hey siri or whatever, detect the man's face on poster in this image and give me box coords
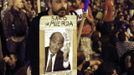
[50,0,68,17]
[49,32,64,54]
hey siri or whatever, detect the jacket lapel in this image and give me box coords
[45,47,49,69]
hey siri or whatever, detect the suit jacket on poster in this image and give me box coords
[45,47,70,71]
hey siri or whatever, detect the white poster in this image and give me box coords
[39,15,77,75]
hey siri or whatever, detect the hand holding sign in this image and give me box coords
[63,42,70,61]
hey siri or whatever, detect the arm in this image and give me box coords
[2,11,12,40]
[103,1,108,20]
[63,50,70,68]
[2,11,18,65]
[3,54,17,67]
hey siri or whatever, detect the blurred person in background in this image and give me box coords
[22,0,37,21]
[77,52,101,75]
[101,0,115,36]
[2,0,29,74]
[91,31,102,54]
[94,62,120,75]
[125,0,134,18]
[116,31,134,74]
[116,31,134,59]
[124,51,134,75]
[1,0,14,19]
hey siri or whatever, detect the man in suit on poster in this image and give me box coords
[45,32,70,72]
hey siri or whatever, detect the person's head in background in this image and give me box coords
[49,32,64,54]
[13,0,24,11]
[121,51,134,75]
[47,0,68,17]
[130,19,134,31]
[2,0,14,9]
[80,19,94,37]
[74,0,84,9]
[91,31,101,42]
[117,31,126,42]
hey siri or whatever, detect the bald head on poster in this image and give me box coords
[45,32,70,72]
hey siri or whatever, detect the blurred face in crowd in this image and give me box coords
[13,0,24,9]
[75,0,82,8]
[111,69,118,75]
[49,32,64,54]
[49,0,68,17]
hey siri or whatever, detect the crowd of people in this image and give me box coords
[0,0,134,75]
[75,0,134,75]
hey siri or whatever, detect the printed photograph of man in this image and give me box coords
[45,32,70,72]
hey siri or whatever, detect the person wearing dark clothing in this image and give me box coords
[25,10,49,75]
[101,36,119,63]
[119,50,134,75]
[101,0,115,36]
[26,0,68,75]
[91,31,102,54]
[2,0,29,74]
[77,54,90,75]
